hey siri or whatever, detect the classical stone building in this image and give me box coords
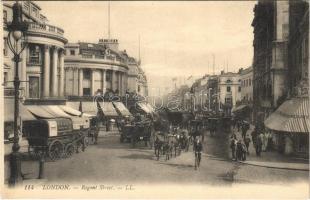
[64,39,148,98]
[64,39,129,97]
[3,1,68,100]
[217,71,242,116]
[252,1,289,124]
[253,0,309,157]
[126,58,148,97]
[233,67,253,122]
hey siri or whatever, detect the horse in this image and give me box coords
[154,131,167,160]
[177,129,190,152]
[167,134,180,158]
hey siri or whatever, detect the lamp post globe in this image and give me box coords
[7,1,29,187]
[12,30,22,41]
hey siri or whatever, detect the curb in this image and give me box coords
[237,160,309,171]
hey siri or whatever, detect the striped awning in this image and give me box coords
[232,105,248,113]
[113,102,132,117]
[264,97,310,133]
[102,102,119,117]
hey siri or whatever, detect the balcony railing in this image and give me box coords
[77,54,126,65]
[27,22,64,37]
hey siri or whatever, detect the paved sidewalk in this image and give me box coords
[231,125,309,171]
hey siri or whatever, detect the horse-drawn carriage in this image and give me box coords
[23,117,89,161]
[120,120,153,148]
[152,109,192,160]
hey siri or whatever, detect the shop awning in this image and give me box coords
[145,103,155,113]
[59,105,82,116]
[4,99,36,122]
[26,105,55,119]
[264,97,310,133]
[137,102,151,114]
[232,105,248,113]
[41,105,72,118]
[113,102,132,117]
[66,101,97,115]
[102,102,119,117]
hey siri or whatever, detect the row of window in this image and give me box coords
[242,78,252,87]
[83,69,112,82]
[226,86,241,92]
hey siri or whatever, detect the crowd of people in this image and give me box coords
[230,119,274,161]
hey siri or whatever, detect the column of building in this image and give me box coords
[43,45,50,98]
[102,69,106,93]
[51,46,58,97]
[78,68,83,96]
[91,70,95,95]
[112,70,117,92]
[20,46,27,97]
[59,50,65,97]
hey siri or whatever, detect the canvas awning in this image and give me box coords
[64,102,96,117]
[4,99,36,122]
[137,102,152,114]
[232,105,248,113]
[26,105,55,119]
[59,105,82,116]
[113,102,132,117]
[264,97,310,133]
[102,102,119,117]
[145,103,155,113]
[41,105,72,118]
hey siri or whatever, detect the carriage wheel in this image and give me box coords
[120,135,124,143]
[65,143,75,158]
[131,137,136,148]
[83,136,89,148]
[48,140,64,161]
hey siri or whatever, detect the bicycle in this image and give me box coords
[194,151,201,170]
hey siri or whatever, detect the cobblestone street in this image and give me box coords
[6,131,307,186]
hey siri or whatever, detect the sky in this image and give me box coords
[37,1,256,95]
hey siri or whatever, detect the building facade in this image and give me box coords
[253,0,309,157]
[234,67,254,122]
[217,71,242,116]
[64,39,148,98]
[252,0,289,124]
[127,58,148,97]
[3,1,68,100]
[64,39,129,97]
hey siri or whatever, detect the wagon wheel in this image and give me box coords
[48,140,64,161]
[83,136,89,148]
[64,143,75,158]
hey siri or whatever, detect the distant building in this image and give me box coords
[240,67,253,103]
[217,71,242,116]
[126,57,148,97]
[233,67,253,122]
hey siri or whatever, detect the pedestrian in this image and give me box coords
[236,120,241,132]
[266,131,274,151]
[262,132,268,152]
[231,132,237,140]
[256,132,263,156]
[244,134,251,155]
[251,129,257,147]
[241,122,248,140]
[230,137,237,161]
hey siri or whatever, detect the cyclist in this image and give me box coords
[193,138,203,169]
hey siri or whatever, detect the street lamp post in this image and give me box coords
[6,1,29,186]
[208,88,212,111]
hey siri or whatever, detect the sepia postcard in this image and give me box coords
[0,0,309,199]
